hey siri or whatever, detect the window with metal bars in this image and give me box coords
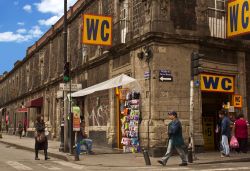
[120,0,129,43]
[132,0,144,36]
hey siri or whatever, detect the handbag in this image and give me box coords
[36,132,45,143]
[230,136,239,148]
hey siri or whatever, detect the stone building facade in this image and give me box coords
[0,0,250,156]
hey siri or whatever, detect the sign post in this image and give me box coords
[72,106,80,161]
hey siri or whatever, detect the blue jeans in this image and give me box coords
[221,135,230,155]
[161,139,187,164]
[84,139,93,152]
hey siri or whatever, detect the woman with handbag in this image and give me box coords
[234,113,248,153]
[35,115,50,160]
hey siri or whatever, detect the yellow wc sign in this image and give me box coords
[227,0,250,37]
[233,94,242,108]
[82,14,112,46]
[200,74,234,93]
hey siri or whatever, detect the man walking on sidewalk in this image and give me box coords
[158,111,188,166]
[219,110,231,157]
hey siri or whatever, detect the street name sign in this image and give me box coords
[159,70,173,82]
[83,14,112,46]
[59,83,82,91]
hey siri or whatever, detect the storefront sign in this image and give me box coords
[159,70,173,82]
[200,74,234,93]
[227,0,250,37]
[233,94,242,108]
[83,14,112,46]
[72,106,81,131]
[17,108,28,113]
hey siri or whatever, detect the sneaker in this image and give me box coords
[225,154,230,157]
[45,157,50,160]
[179,163,188,166]
[221,154,225,157]
[35,157,40,160]
[157,160,166,166]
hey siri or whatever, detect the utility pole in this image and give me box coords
[63,0,69,153]
[189,52,203,161]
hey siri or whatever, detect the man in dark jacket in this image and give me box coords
[158,111,188,166]
[219,110,231,157]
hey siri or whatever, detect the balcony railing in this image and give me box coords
[204,8,226,39]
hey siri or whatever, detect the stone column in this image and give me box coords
[237,52,247,115]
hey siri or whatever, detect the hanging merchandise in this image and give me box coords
[120,89,141,153]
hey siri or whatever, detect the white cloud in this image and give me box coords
[29,26,43,38]
[35,0,77,15]
[0,26,43,43]
[17,22,25,26]
[23,4,32,13]
[17,28,27,34]
[35,0,77,26]
[38,15,60,26]
[0,32,29,42]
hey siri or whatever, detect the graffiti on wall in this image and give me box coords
[88,93,109,126]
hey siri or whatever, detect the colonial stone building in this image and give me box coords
[0,0,250,156]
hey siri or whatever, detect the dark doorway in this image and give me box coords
[202,92,231,151]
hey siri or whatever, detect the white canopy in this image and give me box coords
[71,74,140,97]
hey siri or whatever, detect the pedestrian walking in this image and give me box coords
[23,117,28,137]
[17,120,23,139]
[219,110,231,157]
[234,113,248,153]
[158,111,188,166]
[34,115,50,160]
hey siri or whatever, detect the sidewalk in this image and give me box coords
[0,134,250,167]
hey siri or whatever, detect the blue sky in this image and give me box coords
[0,0,77,75]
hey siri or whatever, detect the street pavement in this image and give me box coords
[1,133,250,170]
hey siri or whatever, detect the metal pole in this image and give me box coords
[189,79,194,162]
[147,60,151,151]
[69,72,73,154]
[63,0,69,153]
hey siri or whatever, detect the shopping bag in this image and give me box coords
[22,130,25,137]
[230,136,239,148]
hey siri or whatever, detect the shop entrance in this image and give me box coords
[202,92,231,151]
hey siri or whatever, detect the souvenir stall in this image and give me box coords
[118,88,141,153]
[71,74,141,152]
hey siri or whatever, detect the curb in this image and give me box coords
[0,140,69,161]
[196,157,250,165]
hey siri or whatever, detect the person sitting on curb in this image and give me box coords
[158,111,188,166]
[77,120,94,155]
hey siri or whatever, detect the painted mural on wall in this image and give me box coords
[88,91,109,126]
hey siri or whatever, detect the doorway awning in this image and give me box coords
[17,107,28,113]
[26,97,43,108]
[71,74,140,97]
